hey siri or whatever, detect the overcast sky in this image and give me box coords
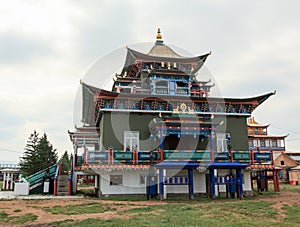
[1,0,300,162]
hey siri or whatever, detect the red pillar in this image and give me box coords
[159,148,164,162]
[54,179,57,196]
[250,172,254,190]
[68,179,72,195]
[265,170,269,191]
[108,148,113,164]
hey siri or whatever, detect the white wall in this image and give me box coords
[97,170,147,195]
[243,171,252,191]
[93,168,251,196]
[164,169,207,194]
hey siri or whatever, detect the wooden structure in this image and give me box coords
[273,152,298,183]
[69,29,277,199]
[248,117,287,153]
[1,169,19,191]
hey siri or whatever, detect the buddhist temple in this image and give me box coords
[68,29,278,199]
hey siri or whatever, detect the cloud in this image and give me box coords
[0,0,300,162]
[0,33,54,64]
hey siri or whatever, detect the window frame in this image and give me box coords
[139,175,146,185]
[110,174,123,186]
[124,131,140,151]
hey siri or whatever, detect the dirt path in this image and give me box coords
[0,191,299,226]
[258,191,300,221]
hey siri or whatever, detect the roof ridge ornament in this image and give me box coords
[156,28,162,41]
[155,28,164,45]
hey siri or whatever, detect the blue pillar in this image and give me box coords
[159,168,164,200]
[237,168,243,199]
[210,127,215,162]
[209,169,215,199]
[188,169,194,200]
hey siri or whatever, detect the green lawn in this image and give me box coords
[59,200,300,227]
[44,196,300,227]
[1,181,299,226]
[0,211,37,224]
[44,202,116,215]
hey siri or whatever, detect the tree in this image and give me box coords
[36,133,58,170]
[20,131,58,177]
[60,151,71,173]
[20,130,39,176]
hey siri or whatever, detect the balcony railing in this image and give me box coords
[75,150,257,167]
[249,146,285,151]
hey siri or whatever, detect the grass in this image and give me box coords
[0,211,37,224]
[280,183,300,193]
[44,202,116,215]
[51,219,75,226]
[100,195,148,201]
[283,204,300,224]
[10,213,38,224]
[0,211,8,218]
[0,183,299,226]
[60,200,280,227]
[0,181,2,190]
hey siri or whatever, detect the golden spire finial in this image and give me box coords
[156,28,162,41]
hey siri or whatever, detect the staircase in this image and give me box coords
[25,164,57,194]
[57,175,69,196]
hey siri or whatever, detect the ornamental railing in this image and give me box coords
[74,150,265,167]
[95,97,255,115]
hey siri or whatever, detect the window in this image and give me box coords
[277,140,284,148]
[279,170,283,179]
[124,131,139,151]
[248,140,253,148]
[253,139,258,147]
[280,161,284,166]
[265,139,270,147]
[140,175,146,185]
[217,133,229,152]
[110,175,123,185]
[260,140,265,147]
[271,140,277,147]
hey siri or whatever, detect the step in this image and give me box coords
[57,192,69,196]
[58,175,69,180]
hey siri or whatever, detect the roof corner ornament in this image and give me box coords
[273,90,277,95]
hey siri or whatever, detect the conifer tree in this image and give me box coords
[60,151,71,173]
[36,133,58,171]
[20,130,39,176]
[20,131,58,177]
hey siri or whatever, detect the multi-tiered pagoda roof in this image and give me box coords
[81,29,275,126]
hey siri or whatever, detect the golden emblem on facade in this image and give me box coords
[173,103,195,114]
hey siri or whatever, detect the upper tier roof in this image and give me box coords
[148,43,182,58]
[121,29,211,77]
[247,117,269,127]
[148,28,182,58]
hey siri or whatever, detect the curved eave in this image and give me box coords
[247,124,270,128]
[82,82,104,126]
[120,47,211,78]
[249,135,288,139]
[223,91,275,104]
[128,48,210,62]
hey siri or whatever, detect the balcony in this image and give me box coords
[75,150,254,168]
